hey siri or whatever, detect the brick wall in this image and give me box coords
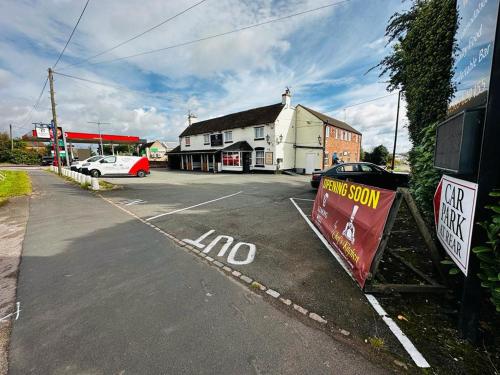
[324,125,361,167]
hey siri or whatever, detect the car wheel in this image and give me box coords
[136,170,146,178]
[90,169,100,178]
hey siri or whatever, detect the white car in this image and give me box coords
[70,155,104,172]
[81,155,150,178]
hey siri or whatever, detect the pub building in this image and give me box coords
[168,89,362,174]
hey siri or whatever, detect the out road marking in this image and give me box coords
[124,199,146,206]
[289,197,430,369]
[146,191,243,221]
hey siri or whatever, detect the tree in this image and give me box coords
[375,0,457,145]
[365,145,389,165]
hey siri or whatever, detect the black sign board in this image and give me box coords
[210,134,223,147]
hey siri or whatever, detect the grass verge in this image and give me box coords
[0,170,32,204]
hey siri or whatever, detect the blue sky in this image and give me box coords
[0,0,411,152]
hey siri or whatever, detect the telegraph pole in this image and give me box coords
[48,68,62,175]
[391,90,401,170]
[9,124,13,150]
[88,121,110,155]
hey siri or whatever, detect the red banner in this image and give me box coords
[312,177,397,288]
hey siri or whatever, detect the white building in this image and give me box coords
[169,90,361,173]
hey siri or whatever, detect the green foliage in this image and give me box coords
[408,123,442,224]
[376,0,457,145]
[0,132,43,165]
[363,145,389,165]
[472,190,500,312]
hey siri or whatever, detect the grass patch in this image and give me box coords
[98,180,116,190]
[368,336,385,350]
[0,170,31,204]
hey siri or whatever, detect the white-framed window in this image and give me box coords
[255,148,265,165]
[222,152,240,166]
[254,126,264,140]
[335,128,339,139]
[348,132,352,141]
[185,137,191,146]
[204,134,210,145]
[325,126,330,137]
[224,131,233,143]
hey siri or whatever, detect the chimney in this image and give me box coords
[281,88,291,107]
[188,111,198,126]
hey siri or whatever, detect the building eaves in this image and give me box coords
[179,103,284,137]
[297,105,362,135]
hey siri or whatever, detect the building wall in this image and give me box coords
[180,122,278,171]
[294,106,324,172]
[274,106,296,170]
[324,126,361,167]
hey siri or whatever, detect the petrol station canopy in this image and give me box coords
[24,129,147,145]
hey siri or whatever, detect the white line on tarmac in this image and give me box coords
[146,191,243,221]
[290,198,430,369]
[290,197,315,201]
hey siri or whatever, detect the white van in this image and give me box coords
[81,156,150,177]
[70,155,104,172]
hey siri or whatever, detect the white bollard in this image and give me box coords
[78,173,84,184]
[91,177,100,191]
[85,175,91,185]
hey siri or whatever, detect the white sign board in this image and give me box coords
[35,125,50,139]
[435,175,478,275]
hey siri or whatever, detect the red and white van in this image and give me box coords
[81,156,150,177]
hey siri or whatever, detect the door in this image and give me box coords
[305,153,316,174]
[98,156,117,175]
[243,152,251,173]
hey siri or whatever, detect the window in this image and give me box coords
[254,126,264,140]
[255,148,265,166]
[325,127,330,137]
[360,164,375,172]
[336,164,357,172]
[204,134,210,145]
[101,156,116,163]
[210,133,223,146]
[185,137,191,146]
[348,132,352,141]
[334,129,338,139]
[222,152,240,166]
[224,131,233,143]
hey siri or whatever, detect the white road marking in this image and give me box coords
[146,191,243,221]
[183,230,215,249]
[291,197,315,201]
[0,302,21,323]
[227,242,256,265]
[290,198,430,369]
[125,199,146,206]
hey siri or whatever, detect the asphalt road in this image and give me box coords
[99,170,406,360]
[9,170,389,374]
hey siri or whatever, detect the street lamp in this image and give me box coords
[88,121,110,155]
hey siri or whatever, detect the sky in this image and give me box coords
[0,0,412,153]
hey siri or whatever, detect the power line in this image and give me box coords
[343,92,398,110]
[78,0,352,67]
[61,0,209,70]
[53,0,91,68]
[18,77,49,130]
[53,70,172,100]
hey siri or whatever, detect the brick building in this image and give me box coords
[297,106,362,168]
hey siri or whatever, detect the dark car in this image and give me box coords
[41,156,54,166]
[310,162,409,190]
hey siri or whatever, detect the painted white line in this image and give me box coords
[291,197,315,201]
[125,199,146,206]
[0,302,21,323]
[290,198,355,282]
[146,191,243,221]
[291,198,430,369]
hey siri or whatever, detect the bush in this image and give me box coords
[0,148,41,165]
[472,190,500,312]
[408,123,442,225]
